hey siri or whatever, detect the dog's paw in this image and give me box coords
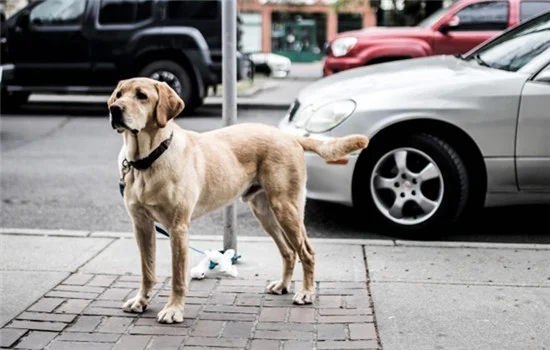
[266,280,289,295]
[122,295,148,313]
[157,303,184,324]
[292,290,314,305]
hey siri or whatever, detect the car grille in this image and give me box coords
[288,99,300,121]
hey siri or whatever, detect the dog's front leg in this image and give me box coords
[122,216,156,313]
[157,222,189,323]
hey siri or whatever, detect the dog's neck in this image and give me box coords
[123,125,173,162]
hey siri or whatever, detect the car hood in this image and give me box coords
[297,55,524,106]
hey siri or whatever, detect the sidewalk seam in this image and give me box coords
[0,269,81,273]
[70,238,118,277]
[370,280,550,288]
[362,244,383,350]
[246,279,271,350]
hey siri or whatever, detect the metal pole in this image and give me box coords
[222,0,238,253]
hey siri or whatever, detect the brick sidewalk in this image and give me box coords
[1,273,381,350]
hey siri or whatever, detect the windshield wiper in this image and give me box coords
[473,54,492,68]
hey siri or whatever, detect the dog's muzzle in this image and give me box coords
[109,105,137,134]
[109,105,125,129]
[110,118,125,132]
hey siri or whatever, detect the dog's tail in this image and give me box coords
[296,134,369,161]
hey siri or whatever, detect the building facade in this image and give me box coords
[238,0,375,62]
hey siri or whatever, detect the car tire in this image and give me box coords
[138,60,196,115]
[255,64,272,77]
[353,133,469,238]
[1,89,30,112]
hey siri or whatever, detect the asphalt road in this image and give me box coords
[1,102,549,243]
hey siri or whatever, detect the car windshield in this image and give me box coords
[416,7,449,28]
[466,12,550,72]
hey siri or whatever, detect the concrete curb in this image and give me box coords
[393,239,550,250]
[2,227,549,250]
[0,228,92,237]
[28,94,291,111]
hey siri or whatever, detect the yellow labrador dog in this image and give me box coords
[108,77,368,324]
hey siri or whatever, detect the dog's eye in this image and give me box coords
[116,91,121,98]
[136,91,147,100]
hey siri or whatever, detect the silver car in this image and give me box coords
[279,11,550,236]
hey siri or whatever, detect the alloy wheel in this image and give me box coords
[369,147,444,226]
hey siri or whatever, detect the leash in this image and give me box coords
[118,161,240,270]
[152,221,240,269]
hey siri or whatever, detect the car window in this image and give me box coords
[452,1,509,31]
[520,1,550,22]
[167,0,220,20]
[98,0,153,25]
[417,7,449,28]
[468,12,550,71]
[29,0,87,26]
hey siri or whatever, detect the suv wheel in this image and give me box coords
[353,133,469,238]
[138,60,196,114]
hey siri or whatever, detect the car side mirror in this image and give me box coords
[439,16,460,34]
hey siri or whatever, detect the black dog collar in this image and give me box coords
[127,131,174,170]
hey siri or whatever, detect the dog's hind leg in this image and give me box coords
[249,192,296,295]
[268,195,315,305]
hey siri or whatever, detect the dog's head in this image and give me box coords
[107,77,185,134]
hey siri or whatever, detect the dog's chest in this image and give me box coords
[125,173,172,207]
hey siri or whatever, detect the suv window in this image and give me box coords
[453,1,509,31]
[98,0,153,25]
[520,1,550,21]
[30,0,87,26]
[166,0,220,20]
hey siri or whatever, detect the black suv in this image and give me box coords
[1,0,248,112]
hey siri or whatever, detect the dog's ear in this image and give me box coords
[155,81,185,128]
[107,80,124,106]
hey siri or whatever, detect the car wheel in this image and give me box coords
[1,89,30,112]
[353,133,469,237]
[255,64,271,77]
[138,60,196,114]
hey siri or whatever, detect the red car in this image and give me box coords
[323,0,550,76]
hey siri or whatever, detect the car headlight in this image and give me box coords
[331,37,357,57]
[292,104,315,128]
[303,100,356,133]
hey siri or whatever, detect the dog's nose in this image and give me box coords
[109,105,123,120]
